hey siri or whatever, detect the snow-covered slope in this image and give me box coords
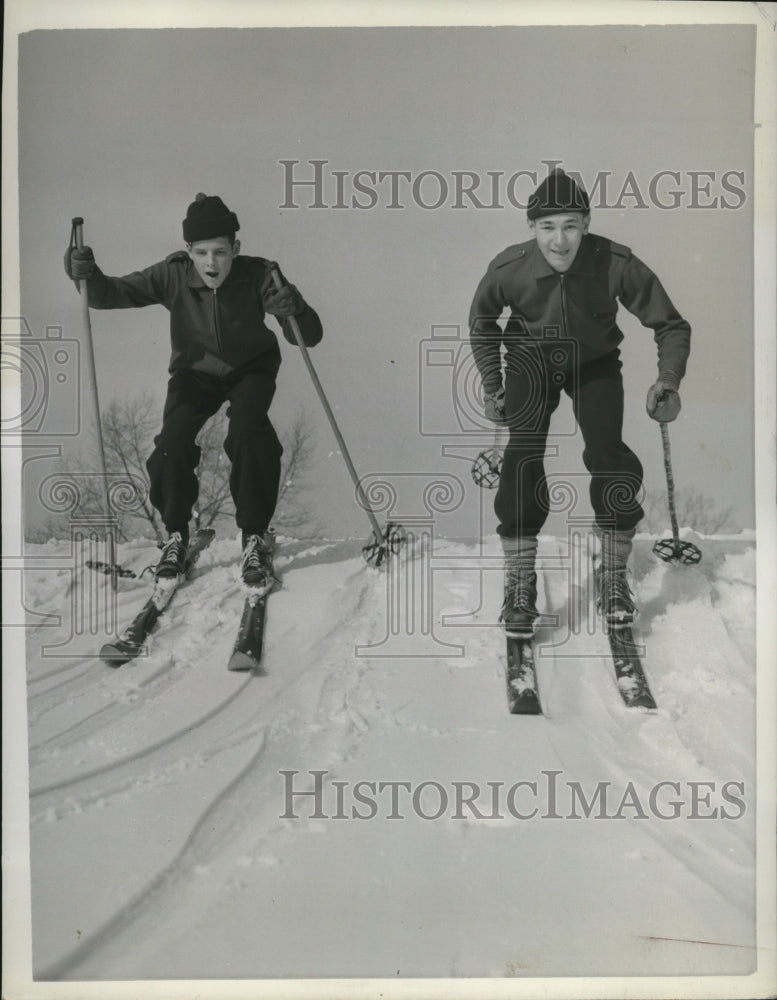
[22,531,757,981]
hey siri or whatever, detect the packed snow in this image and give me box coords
[21,530,757,981]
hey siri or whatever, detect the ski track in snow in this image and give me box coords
[535,544,755,920]
[29,564,374,807]
[28,543,385,977]
[22,532,758,979]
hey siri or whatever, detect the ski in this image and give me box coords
[99,528,216,666]
[86,560,137,579]
[606,625,657,709]
[505,636,543,715]
[227,587,268,672]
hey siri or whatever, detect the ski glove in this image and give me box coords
[484,386,507,425]
[263,282,306,319]
[64,245,96,282]
[646,379,681,422]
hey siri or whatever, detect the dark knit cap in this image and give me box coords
[182,193,240,242]
[526,169,590,220]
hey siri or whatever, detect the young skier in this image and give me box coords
[64,192,323,591]
[469,168,691,635]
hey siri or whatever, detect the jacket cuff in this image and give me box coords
[658,370,681,392]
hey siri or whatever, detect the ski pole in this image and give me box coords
[268,266,401,567]
[652,421,702,565]
[70,217,118,590]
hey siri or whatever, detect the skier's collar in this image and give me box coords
[530,234,596,278]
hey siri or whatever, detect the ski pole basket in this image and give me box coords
[362,522,406,567]
[652,536,702,564]
[471,428,503,489]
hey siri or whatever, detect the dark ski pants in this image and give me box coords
[147,367,283,537]
[495,350,644,538]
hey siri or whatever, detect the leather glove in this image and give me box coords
[646,379,681,422]
[484,386,507,425]
[264,282,305,319]
[64,245,96,282]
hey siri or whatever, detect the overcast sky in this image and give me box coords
[14,18,758,538]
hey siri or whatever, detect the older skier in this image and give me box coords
[469,168,690,634]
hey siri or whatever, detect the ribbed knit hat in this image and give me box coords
[183,193,240,242]
[526,169,590,220]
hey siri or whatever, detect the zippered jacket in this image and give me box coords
[81,252,323,378]
[469,234,690,395]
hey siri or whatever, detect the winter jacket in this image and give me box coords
[81,252,323,378]
[469,234,690,394]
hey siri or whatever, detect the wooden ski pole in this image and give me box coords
[652,421,702,565]
[268,266,397,565]
[71,217,117,590]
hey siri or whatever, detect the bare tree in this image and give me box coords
[27,393,164,543]
[191,409,234,533]
[103,391,165,542]
[28,393,319,542]
[194,408,319,536]
[641,485,741,535]
[274,413,319,535]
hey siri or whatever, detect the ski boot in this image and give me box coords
[155,530,189,580]
[593,527,637,628]
[594,565,636,627]
[241,531,278,594]
[499,535,539,638]
[500,570,540,638]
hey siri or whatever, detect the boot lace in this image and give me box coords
[156,532,187,578]
[501,572,538,619]
[242,534,276,589]
[598,568,634,616]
